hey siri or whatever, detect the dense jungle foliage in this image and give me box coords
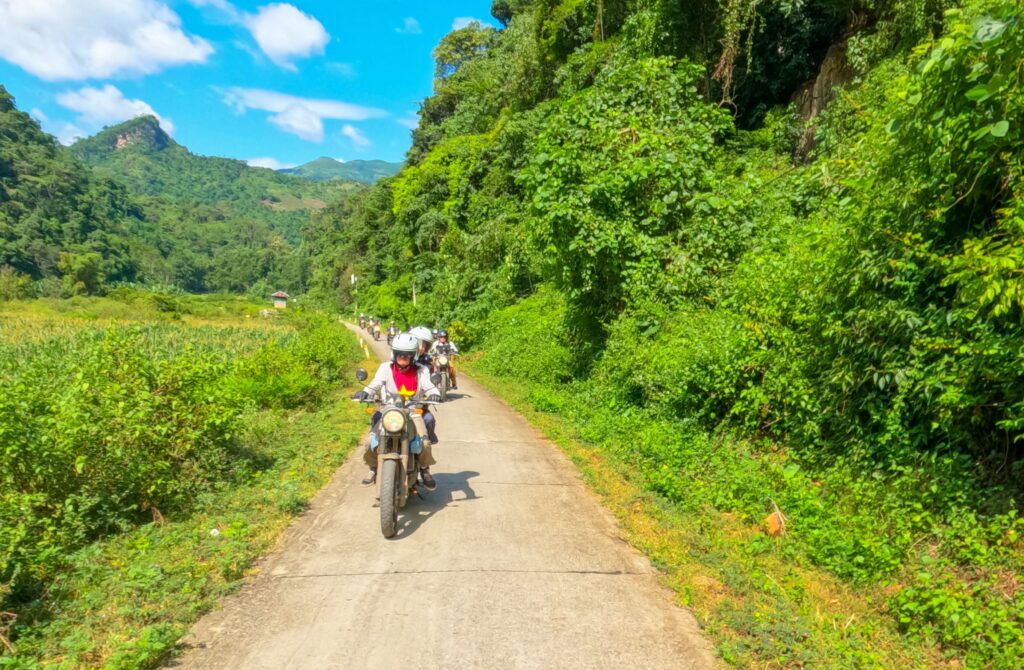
[306,0,1024,665]
[0,98,357,297]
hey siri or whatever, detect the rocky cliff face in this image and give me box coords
[793,39,856,156]
[112,116,170,151]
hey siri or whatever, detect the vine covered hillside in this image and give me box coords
[308,0,1024,665]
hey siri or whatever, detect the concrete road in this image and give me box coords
[171,326,716,669]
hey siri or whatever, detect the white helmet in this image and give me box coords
[390,333,419,362]
[409,326,433,347]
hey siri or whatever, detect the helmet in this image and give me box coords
[438,330,449,339]
[390,333,419,362]
[409,326,433,347]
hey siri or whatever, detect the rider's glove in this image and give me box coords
[351,390,369,401]
[428,394,441,403]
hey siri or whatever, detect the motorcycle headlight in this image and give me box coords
[437,355,448,366]
[381,409,406,434]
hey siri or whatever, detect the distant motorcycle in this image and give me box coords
[373,324,382,341]
[353,369,436,538]
[432,344,456,402]
[386,326,397,345]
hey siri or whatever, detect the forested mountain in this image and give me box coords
[0,86,144,295]
[305,0,1024,665]
[280,157,403,183]
[0,101,361,296]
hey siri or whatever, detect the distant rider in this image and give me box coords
[351,333,441,490]
[430,329,460,389]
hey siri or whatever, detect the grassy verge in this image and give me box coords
[461,359,948,669]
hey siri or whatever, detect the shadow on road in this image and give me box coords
[395,470,480,538]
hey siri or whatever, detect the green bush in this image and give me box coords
[474,286,573,383]
[0,316,356,606]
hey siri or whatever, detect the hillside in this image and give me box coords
[0,102,362,296]
[69,117,361,240]
[306,1,1024,667]
[281,157,402,183]
[0,85,144,294]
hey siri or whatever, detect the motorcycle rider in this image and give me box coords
[351,333,441,491]
[430,329,460,389]
[409,325,434,368]
[408,326,441,445]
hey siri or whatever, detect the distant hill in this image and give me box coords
[69,117,361,230]
[60,115,364,293]
[281,157,402,183]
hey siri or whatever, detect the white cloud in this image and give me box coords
[243,3,329,70]
[220,87,386,142]
[270,104,322,141]
[0,0,213,80]
[333,157,346,163]
[452,17,484,30]
[341,124,370,147]
[56,84,175,134]
[246,157,297,170]
[325,61,355,78]
[397,115,419,130]
[396,17,421,35]
[55,122,87,146]
[29,107,48,124]
[187,0,236,12]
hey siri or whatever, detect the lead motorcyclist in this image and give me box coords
[351,333,441,490]
[430,330,460,390]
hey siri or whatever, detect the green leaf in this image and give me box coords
[964,84,991,102]
[990,120,1010,138]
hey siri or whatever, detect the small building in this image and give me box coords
[271,291,289,309]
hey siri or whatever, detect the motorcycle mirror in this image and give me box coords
[356,368,368,382]
[430,373,442,386]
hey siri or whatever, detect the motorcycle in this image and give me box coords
[354,368,437,538]
[386,326,397,345]
[373,324,381,341]
[432,345,456,402]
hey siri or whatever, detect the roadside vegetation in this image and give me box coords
[316,0,1024,666]
[0,294,368,668]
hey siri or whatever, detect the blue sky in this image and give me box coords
[0,1,498,166]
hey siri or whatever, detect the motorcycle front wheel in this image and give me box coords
[439,372,449,402]
[379,459,400,538]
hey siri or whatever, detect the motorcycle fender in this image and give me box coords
[376,451,405,501]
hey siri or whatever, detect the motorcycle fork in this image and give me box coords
[376,435,411,507]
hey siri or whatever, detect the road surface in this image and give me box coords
[170,325,716,669]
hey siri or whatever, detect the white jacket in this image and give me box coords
[430,341,459,355]
[362,362,439,400]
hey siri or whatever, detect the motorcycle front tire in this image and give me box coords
[440,372,449,402]
[380,459,400,538]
